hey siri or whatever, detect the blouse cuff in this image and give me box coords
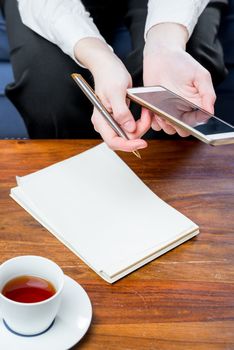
[145,0,209,40]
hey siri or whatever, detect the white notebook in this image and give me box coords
[10,143,199,283]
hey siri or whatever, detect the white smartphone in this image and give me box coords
[127,86,234,145]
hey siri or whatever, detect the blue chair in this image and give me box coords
[0,10,28,138]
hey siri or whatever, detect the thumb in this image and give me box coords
[111,92,136,133]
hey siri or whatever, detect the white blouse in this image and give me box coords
[17,0,209,62]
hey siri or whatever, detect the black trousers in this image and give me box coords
[3,0,227,138]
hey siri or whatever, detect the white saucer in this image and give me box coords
[0,275,92,350]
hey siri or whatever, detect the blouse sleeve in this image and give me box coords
[145,0,210,39]
[17,0,108,62]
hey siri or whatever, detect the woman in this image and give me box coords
[3,0,227,152]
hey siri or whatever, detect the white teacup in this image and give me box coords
[0,255,64,336]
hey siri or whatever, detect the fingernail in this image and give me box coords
[123,120,135,132]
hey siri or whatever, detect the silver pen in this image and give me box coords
[71,73,141,159]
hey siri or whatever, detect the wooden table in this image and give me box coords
[0,139,234,349]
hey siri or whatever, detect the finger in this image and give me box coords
[111,93,136,133]
[143,110,162,131]
[133,108,152,138]
[173,125,190,137]
[194,69,216,114]
[92,110,147,152]
[155,114,189,136]
[140,107,152,120]
[151,116,162,131]
[156,116,177,135]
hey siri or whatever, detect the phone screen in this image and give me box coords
[132,89,234,135]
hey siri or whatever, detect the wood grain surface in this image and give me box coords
[0,139,234,350]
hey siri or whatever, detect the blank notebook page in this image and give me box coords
[11,143,197,278]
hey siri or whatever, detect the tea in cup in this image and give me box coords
[0,255,64,336]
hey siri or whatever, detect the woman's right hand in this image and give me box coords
[74,38,150,152]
